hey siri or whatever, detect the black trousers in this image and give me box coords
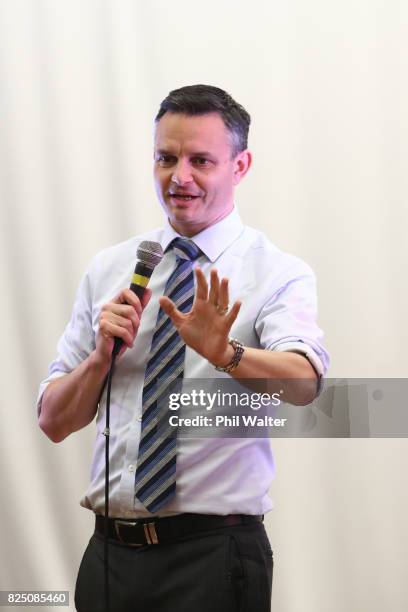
[75,521,273,612]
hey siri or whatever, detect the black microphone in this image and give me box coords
[112,240,163,355]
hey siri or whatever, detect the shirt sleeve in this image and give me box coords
[255,259,330,393]
[36,263,96,416]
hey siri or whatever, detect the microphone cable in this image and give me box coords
[98,240,163,612]
[102,350,117,612]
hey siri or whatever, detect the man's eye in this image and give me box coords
[193,158,210,166]
[157,155,175,166]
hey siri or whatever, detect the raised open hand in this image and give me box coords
[159,267,241,366]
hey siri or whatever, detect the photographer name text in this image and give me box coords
[168,415,287,428]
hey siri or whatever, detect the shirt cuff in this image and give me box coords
[272,341,325,396]
[36,372,66,417]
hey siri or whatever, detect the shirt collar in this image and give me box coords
[161,207,244,263]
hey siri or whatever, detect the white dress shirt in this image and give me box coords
[37,208,329,518]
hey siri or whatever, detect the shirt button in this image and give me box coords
[137,416,142,422]
[128,464,135,472]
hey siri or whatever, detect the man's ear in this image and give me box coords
[233,150,252,185]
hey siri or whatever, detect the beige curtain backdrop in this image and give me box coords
[1,0,407,610]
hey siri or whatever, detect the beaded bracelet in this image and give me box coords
[214,337,244,373]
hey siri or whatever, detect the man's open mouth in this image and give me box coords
[169,193,200,201]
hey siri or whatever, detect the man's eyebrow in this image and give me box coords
[189,151,214,158]
[155,148,176,156]
[155,149,215,158]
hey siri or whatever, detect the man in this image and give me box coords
[38,84,329,611]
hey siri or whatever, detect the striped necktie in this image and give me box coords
[134,237,201,513]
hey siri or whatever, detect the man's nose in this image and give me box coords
[171,160,193,186]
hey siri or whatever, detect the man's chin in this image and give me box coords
[168,214,206,237]
[168,202,200,223]
[167,197,201,212]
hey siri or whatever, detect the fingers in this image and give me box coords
[101,301,139,334]
[196,267,228,307]
[99,308,138,348]
[208,273,241,329]
[218,277,229,311]
[113,288,142,316]
[208,269,220,305]
[225,300,242,327]
[195,268,235,316]
[208,269,230,315]
[194,267,208,301]
[97,287,151,354]
[159,296,185,327]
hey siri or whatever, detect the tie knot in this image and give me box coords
[171,238,201,262]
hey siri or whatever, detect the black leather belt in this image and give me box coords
[95,513,263,546]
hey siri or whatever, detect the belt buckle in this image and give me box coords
[114,519,159,546]
[144,521,159,545]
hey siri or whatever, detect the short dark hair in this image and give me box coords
[155,84,251,157]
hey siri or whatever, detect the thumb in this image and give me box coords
[141,287,152,309]
[159,296,184,327]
